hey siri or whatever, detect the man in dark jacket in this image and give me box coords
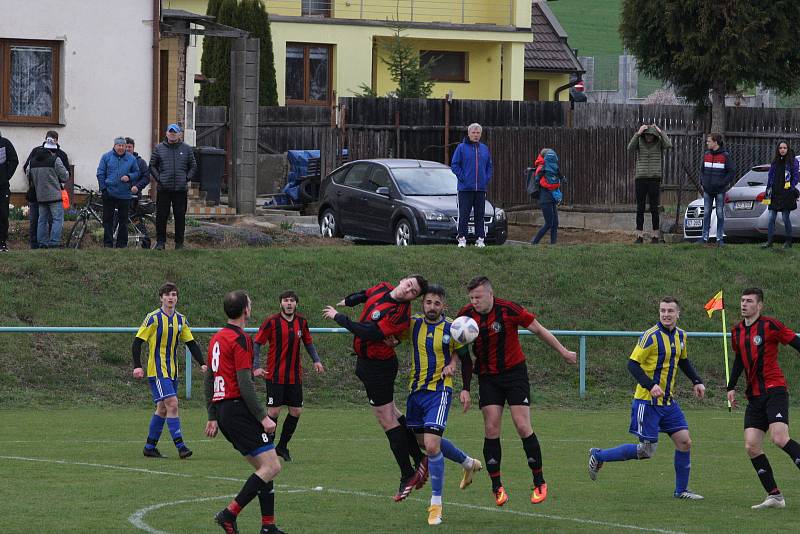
[450,123,493,248]
[149,123,197,250]
[0,130,20,252]
[97,137,140,248]
[628,124,671,244]
[700,133,735,247]
[23,131,70,249]
[27,144,68,248]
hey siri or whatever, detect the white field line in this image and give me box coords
[2,455,686,534]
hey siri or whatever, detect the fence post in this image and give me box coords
[185,347,192,400]
[579,335,586,399]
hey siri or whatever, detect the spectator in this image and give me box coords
[23,131,70,250]
[700,133,735,247]
[530,149,563,245]
[149,123,196,250]
[450,123,493,248]
[628,124,671,244]
[0,130,19,252]
[762,141,799,250]
[26,143,68,248]
[97,137,139,248]
[125,137,151,198]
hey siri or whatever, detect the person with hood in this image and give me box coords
[26,141,68,248]
[450,123,493,248]
[23,131,70,249]
[762,141,800,249]
[700,133,735,247]
[531,149,563,245]
[149,124,197,250]
[0,130,19,252]
[97,137,140,248]
[628,124,672,243]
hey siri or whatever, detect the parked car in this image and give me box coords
[317,159,508,246]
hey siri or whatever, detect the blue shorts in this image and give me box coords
[148,377,178,403]
[406,389,452,434]
[628,399,688,442]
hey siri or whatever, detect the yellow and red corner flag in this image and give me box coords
[704,290,724,317]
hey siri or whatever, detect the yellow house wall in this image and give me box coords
[160,37,182,122]
[524,71,570,101]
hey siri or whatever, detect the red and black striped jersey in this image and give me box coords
[457,298,536,375]
[253,313,313,384]
[352,282,411,360]
[731,316,796,398]
[208,324,253,402]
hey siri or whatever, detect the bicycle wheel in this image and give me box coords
[66,216,88,249]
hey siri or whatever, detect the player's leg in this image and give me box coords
[744,396,786,508]
[162,394,191,458]
[766,391,800,470]
[265,380,282,445]
[590,401,657,480]
[505,366,547,503]
[144,380,168,457]
[669,429,702,499]
[275,385,303,462]
[424,432,445,525]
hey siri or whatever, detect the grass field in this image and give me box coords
[2,406,798,533]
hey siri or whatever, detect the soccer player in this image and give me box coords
[322,274,429,501]
[205,290,285,534]
[588,297,706,500]
[132,282,205,459]
[457,276,576,507]
[402,284,483,525]
[727,287,800,510]
[253,290,325,462]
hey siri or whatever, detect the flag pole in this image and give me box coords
[721,306,731,411]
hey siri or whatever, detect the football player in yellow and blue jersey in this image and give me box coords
[588,297,706,499]
[403,284,483,526]
[132,282,206,459]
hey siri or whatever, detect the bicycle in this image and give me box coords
[65,184,103,249]
[65,185,156,249]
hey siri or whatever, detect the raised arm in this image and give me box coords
[526,319,576,364]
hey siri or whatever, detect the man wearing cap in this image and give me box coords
[23,131,70,249]
[149,124,196,250]
[97,137,140,248]
[0,129,19,252]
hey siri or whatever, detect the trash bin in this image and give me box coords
[193,146,226,204]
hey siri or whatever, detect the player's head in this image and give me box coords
[659,297,680,329]
[422,284,446,322]
[159,282,178,309]
[394,274,428,302]
[224,290,251,321]
[279,290,298,316]
[740,287,764,320]
[467,276,494,314]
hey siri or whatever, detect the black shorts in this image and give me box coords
[478,363,531,408]
[216,399,274,456]
[744,388,790,432]
[265,380,304,408]
[355,357,398,407]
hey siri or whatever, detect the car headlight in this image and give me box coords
[422,210,449,222]
[495,208,506,221]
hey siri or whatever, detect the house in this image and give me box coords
[523,0,584,101]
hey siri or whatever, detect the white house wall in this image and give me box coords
[1,0,154,192]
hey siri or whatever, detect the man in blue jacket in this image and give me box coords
[700,133,735,247]
[97,137,139,248]
[450,123,493,248]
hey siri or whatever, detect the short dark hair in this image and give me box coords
[467,276,492,292]
[708,132,724,146]
[159,282,178,297]
[424,284,446,300]
[742,287,764,302]
[279,290,299,303]
[224,290,250,319]
[46,130,59,141]
[660,296,680,310]
[405,274,429,297]
[125,137,135,146]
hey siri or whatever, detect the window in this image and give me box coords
[420,51,467,82]
[343,163,372,189]
[368,166,392,192]
[301,0,331,17]
[1,39,61,123]
[285,44,332,105]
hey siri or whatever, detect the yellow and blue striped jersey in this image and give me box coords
[405,314,464,393]
[630,323,687,405]
[135,308,195,379]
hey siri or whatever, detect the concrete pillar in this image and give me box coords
[230,37,260,214]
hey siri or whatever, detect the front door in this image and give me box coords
[524,80,540,101]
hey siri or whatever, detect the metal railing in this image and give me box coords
[0,327,731,400]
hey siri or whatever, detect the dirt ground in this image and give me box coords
[506,224,637,244]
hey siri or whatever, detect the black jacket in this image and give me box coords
[23,143,70,202]
[0,136,19,189]
[149,140,197,191]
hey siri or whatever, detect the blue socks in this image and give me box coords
[674,449,691,494]
[596,443,638,462]
[145,414,166,449]
[166,417,186,450]
[440,438,467,464]
[429,452,445,498]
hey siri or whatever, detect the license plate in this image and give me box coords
[734,201,754,210]
[686,219,702,228]
[468,224,489,235]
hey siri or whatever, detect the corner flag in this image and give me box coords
[704,290,724,317]
[705,290,731,410]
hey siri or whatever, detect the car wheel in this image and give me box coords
[394,218,415,246]
[495,232,507,246]
[319,209,342,238]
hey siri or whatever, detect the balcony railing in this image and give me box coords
[265,0,516,26]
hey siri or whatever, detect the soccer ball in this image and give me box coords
[450,316,479,344]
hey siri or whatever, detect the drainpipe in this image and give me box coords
[553,78,578,102]
[152,0,161,148]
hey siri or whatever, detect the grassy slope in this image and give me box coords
[3,244,800,408]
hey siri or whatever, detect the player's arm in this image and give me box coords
[327,309,385,340]
[790,335,800,352]
[341,290,367,307]
[131,337,145,378]
[527,319,577,364]
[628,339,659,395]
[185,339,205,368]
[203,367,218,436]
[678,359,705,398]
[726,349,745,408]
[456,346,473,412]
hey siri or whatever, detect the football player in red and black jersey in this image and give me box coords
[727,287,800,510]
[457,276,576,507]
[204,290,286,534]
[253,290,325,463]
[322,274,429,502]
